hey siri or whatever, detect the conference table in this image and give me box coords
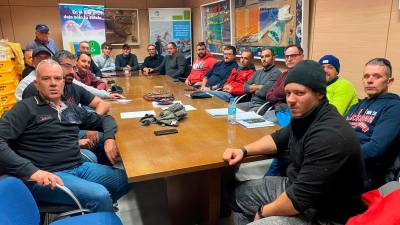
[106,72,279,225]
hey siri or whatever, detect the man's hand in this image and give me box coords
[79,138,95,150]
[200,86,210,91]
[249,84,262,93]
[223,84,232,92]
[104,139,120,165]
[108,93,125,99]
[85,130,99,145]
[222,148,244,166]
[185,78,191,85]
[30,170,63,189]
[194,81,202,86]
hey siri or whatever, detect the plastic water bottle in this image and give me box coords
[227,98,237,124]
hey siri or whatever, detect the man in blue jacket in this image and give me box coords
[200,45,238,91]
[345,58,400,189]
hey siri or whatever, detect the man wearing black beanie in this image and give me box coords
[223,60,366,225]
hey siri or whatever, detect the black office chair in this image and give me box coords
[234,93,252,104]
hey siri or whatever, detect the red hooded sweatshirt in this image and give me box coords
[187,52,217,84]
[223,64,255,96]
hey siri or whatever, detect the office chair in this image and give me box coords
[0,176,122,225]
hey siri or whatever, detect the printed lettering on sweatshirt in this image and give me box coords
[346,109,377,133]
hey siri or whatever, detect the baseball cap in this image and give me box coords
[32,46,51,57]
[35,24,49,31]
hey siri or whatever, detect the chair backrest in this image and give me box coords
[0,176,40,225]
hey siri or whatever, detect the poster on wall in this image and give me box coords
[201,0,233,54]
[234,0,309,60]
[105,8,140,45]
[58,3,105,56]
[148,8,192,63]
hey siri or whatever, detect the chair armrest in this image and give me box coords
[256,102,273,115]
[234,94,249,104]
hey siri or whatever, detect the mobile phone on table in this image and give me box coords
[154,129,178,136]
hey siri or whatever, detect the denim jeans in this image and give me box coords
[29,162,131,212]
[205,90,233,102]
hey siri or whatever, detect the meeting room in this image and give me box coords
[0,0,400,225]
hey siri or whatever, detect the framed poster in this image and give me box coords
[201,0,234,55]
[58,3,105,56]
[234,0,309,60]
[148,8,192,63]
[105,8,140,45]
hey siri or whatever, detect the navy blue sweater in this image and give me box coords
[345,92,400,188]
[205,61,238,88]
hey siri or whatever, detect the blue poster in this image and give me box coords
[58,4,105,55]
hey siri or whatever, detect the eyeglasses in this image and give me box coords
[104,47,112,50]
[285,54,302,59]
[60,63,78,71]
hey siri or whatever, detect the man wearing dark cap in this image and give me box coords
[319,54,358,115]
[26,24,58,56]
[115,44,139,71]
[223,60,366,225]
[15,46,52,100]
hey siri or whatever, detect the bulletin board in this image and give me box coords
[201,0,234,54]
[105,8,140,45]
[234,0,309,60]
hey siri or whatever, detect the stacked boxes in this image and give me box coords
[0,60,18,114]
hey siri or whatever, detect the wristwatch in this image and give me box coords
[240,146,248,157]
[258,205,265,218]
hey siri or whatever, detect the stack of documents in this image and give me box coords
[235,111,275,128]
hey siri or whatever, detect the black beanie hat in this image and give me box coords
[285,60,326,94]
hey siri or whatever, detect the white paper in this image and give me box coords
[152,100,182,108]
[236,111,262,120]
[116,99,132,104]
[237,118,275,128]
[205,108,244,116]
[120,110,155,119]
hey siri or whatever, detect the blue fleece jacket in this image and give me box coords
[205,60,238,88]
[345,92,400,187]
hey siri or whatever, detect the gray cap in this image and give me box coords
[32,46,51,57]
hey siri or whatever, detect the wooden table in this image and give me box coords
[107,75,278,225]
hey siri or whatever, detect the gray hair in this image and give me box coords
[53,50,76,64]
[36,59,62,78]
[366,58,392,78]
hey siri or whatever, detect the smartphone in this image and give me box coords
[154,129,178,136]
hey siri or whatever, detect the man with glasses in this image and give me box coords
[185,42,217,87]
[345,58,400,190]
[93,42,115,72]
[115,44,139,72]
[237,48,281,111]
[143,42,187,81]
[26,24,58,56]
[265,45,304,108]
[200,45,238,90]
[141,44,164,72]
[77,41,102,77]
[15,47,52,101]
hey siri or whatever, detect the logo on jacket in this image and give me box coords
[37,114,53,122]
[192,62,204,70]
[346,109,377,133]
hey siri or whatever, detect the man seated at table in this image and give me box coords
[115,44,139,72]
[185,42,217,87]
[22,48,35,78]
[75,52,107,90]
[223,60,366,225]
[345,58,400,190]
[140,44,163,72]
[15,46,52,101]
[143,42,187,81]
[237,48,281,111]
[206,49,255,102]
[78,41,102,77]
[25,24,58,56]
[319,54,358,115]
[200,45,238,91]
[0,59,130,212]
[93,42,115,72]
[22,51,120,165]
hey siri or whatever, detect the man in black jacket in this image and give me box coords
[223,60,366,225]
[0,59,130,212]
